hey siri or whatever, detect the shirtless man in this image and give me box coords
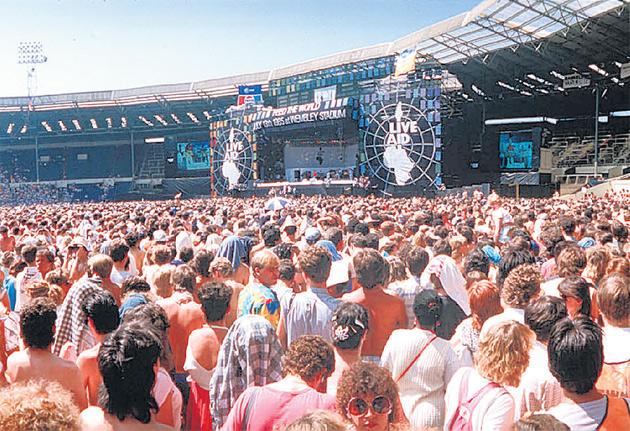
[342,248,406,362]
[156,264,205,386]
[0,225,15,253]
[210,257,244,327]
[79,325,171,431]
[5,298,87,410]
[76,290,120,405]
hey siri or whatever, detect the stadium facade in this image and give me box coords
[0,0,628,202]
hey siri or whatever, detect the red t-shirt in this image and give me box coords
[223,385,336,431]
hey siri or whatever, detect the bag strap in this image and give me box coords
[395,335,437,383]
[241,386,261,431]
[463,379,504,410]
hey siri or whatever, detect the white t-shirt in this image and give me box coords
[547,396,630,431]
[444,367,514,431]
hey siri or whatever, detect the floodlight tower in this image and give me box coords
[17,41,47,98]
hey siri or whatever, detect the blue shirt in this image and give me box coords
[285,287,341,345]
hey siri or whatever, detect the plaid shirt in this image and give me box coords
[53,276,103,356]
[209,314,283,430]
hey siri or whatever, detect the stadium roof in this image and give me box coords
[0,0,627,136]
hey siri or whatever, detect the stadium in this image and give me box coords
[0,0,628,203]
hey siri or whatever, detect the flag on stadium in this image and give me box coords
[394,48,416,77]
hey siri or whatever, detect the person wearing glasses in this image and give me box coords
[336,361,408,431]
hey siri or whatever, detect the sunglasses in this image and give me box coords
[347,396,392,416]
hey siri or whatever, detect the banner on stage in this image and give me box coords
[250,98,351,131]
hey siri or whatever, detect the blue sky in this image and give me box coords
[0,0,479,97]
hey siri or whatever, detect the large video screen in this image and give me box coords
[499,130,536,170]
[177,141,210,171]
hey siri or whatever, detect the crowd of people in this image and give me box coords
[0,189,628,430]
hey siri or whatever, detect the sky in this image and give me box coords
[0,0,480,97]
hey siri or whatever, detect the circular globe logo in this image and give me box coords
[212,127,254,194]
[363,101,437,186]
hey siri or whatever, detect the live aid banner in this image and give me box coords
[250,98,351,131]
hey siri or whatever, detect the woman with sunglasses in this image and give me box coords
[337,362,408,431]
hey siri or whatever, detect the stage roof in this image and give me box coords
[0,0,627,138]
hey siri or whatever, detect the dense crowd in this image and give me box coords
[0,190,628,431]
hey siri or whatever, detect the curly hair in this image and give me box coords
[556,245,587,278]
[0,380,80,431]
[283,335,334,382]
[121,276,151,296]
[210,257,234,278]
[198,282,233,322]
[20,297,57,349]
[192,249,214,278]
[475,320,532,387]
[501,264,541,309]
[298,246,332,283]
[336,362,400,424]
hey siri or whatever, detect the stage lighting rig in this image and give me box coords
[17,41,47,98]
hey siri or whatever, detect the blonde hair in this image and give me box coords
[475,320,532,387]
[209,257,233,278]
[250,249,280,272]
[153,266,175,298]
[582,246,610,285]
[284,410,347,431]
[0,379,79,431]
[88,254,114,279]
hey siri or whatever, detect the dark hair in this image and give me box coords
[353,248,389,289]
[324,227,343,248]
[273,243,294,260]
[19,298,57,348]
[331,302,369,350]
[283,335,334,382]
[263,226,281,247]
[413,290,442,330]
[172,264,196,293]
[514,413,570,431]
[433,239,452,257]
[278,259,296,282]
[353,223,369,235]
[198,282,232,322]
[611,220,628,242]
[363,233,380,250]
[559,216,576,235]
[463,248,490,276]
[524,296,567,343]
[558,276,592,317]
[497,248,535,288]
[178,246,194,263]
[109,240,129,263]
[82,290,120,335]
[121,303,172,370]
[548,317,602,395]
[406,247,429,276]
[192,249,214,278]
[21,244,38,264]
[98,325,162,423]
[121,276,151,296]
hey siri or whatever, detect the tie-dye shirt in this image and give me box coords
[237,283,281,329]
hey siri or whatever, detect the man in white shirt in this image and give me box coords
[14,244,42,311]
[482,263,540,336]
[517,296,567,416]
[546,317,630,430]
[108,239,132,285]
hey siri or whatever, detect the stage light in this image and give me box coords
[471,84,485,96]
[550,70,565,80]
[121,117,128,128]
[145,137,165,143]
[138,116,153,126]
[186,112,198,123]
[58,120,67,131]
[6,123,14,134]
[106,117,113,128]
[203,111,211,120]
[90,118,98,129]
[20,124,27,134]
[41,121,52,132]
[484,117,557,125]
[497,81,517,91]
[154,115,168,126]
[537,89,549,94]
[72,119,82,130]
[611,110,630,117]
[171,113,182,124]
[589,64,609,77]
